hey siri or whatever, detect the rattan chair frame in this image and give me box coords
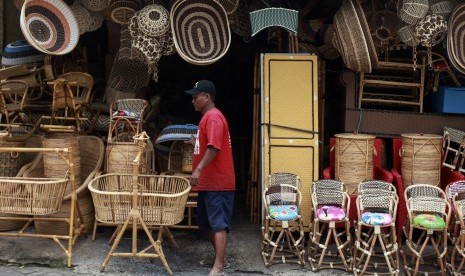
[261,183,305,267]
[354,190,400,275]
[402,184,451,276]
[446,181,465,245]
[0,80,29,134]
[309,185,352,272]
[107,99,148,143]
[267,172,302,190]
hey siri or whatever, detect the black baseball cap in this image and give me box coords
[185,80,216,97]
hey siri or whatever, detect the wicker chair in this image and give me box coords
[267,172,302,189]
[402,184,451,276]
[450,192,465,275]
[56,72,93,113]
[446,180,465,244]
[261,183,305,267]
[107,99,148,143]
[0,80,29,133]
[354,188,399,275]
[309,180,352,272]
[442,127,465,171]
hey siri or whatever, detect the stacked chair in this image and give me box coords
[261,173,305,267]
[309,179,352,272]
[402,184,450,276]
[354,180,399,275]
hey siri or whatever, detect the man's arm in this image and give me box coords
[190,146,219,186]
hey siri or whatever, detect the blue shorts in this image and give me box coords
[197,191,234,233]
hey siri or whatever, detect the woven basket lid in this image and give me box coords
[170,0,231,65]
[87,11,104,32]
[447,3,465,74]
[1,40,45,67]
[334,0,378,73]
[136,4,170,37]
[20,0,80,55]
[401,133,442,139]
[81,0,108,12]
[155,124,199,144]
[70,4,92,34]
[335,133,376,139]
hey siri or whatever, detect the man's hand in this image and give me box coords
[190,167,201,187]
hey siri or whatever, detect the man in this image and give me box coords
[185,80,235,276]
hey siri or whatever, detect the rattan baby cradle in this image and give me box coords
[0,146,83,267]
[89,132,190,275]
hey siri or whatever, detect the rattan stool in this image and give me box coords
[353,188,399,275]
[309,179,352,272]
[402,184,450,276]
[261,184,305,267]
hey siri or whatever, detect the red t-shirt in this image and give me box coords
[192,108,235,191]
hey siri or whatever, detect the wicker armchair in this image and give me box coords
[108,99,148,143]
[445,180,465,243]
[0,80,29,133]
[309,179,352,272]
[403,184,451,276]
[451,192,465,275]
[261,183,305,267]
[267,172,302,189]
[354,187,399,275]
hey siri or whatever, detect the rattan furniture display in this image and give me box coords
[261,183,305,267]
[309,180,352,272]
[0,80,30,134]
[353,187,399,275]
[402,184,450,276]
[89,133,191,275]
[0,146,83,267]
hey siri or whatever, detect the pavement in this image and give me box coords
[0,193,359,276]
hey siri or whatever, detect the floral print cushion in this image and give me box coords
[413,213,446,229]
[268,205,298,221]
[317,205,346,221]
[361,212,393,226]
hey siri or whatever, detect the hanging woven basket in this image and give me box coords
[369,10,401,48]
[109,0,143,25]
[429,0,453,19]
[70,4,92,34]
[415,14,447,47]
[20,0,80,55]
[136,4,170,37]
[87,11,105,32]
[398,0,429,25]
[397,23,420,47]
[447,3,465,74]
[1,40,45,67]
[81,0,108,12]
[170,0,231,65]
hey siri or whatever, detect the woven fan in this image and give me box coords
[249,8,298,37]
[70,4,92,34]
[170,0,231,65]
[20,0,80,55]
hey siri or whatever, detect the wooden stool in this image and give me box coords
[402,184,450,276]
[354,188,399,275]
[309,180,352,272]
[261,184,305,267]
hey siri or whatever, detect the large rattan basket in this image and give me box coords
[0,176,68,216]
[89,174,190,225]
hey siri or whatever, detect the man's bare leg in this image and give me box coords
[208,230,227,276]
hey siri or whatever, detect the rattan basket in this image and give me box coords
[89,174,190,225]
[0,176,68,216]
[398,0,429,25]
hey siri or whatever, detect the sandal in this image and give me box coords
[199,259,231,269]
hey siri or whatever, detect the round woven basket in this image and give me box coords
[170,0,231,65]
[1,40,45,67]
[70,4,92,34]
[429,0,453,19]
[397,23,420,46]
[401,133,442,188]
[20,0,80,55]
[87,11,105,32]
[136,4,170,37]
[42,133,81,193]
[107,48,150,92]
[398,0,429,25]
[109,0,142,25]
[81,0,108,12]
[334,133,375,194]
[415,14,447,47]
[370,10,400,48]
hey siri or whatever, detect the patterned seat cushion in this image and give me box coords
[362,212,393,226]
[317,205,346,221]
[268,205,298,221]
[413,213,446,229]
